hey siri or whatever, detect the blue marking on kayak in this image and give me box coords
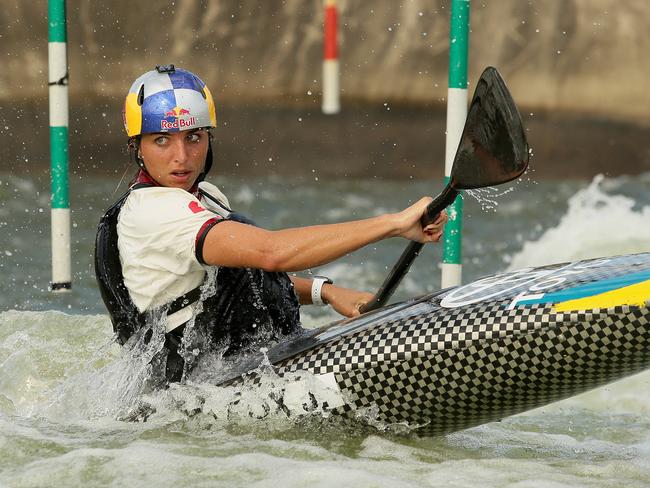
[517,268,650,305]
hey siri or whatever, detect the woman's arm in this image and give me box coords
[289,276,375,318]
[289,276,314,305]
[201,197,446,272]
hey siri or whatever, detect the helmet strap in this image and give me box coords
[196,136,214,183]
[128,137,148,173]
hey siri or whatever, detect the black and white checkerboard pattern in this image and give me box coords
[276,253,650,436]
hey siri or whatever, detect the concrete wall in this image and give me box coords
[3,0,650,121]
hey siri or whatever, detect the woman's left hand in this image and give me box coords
[321,284,375,318]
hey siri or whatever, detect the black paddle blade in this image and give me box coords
[361,67,529,314]
[450,66,529,190]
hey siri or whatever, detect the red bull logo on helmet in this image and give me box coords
[161,106,196,130]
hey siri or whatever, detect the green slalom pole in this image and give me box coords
[48,0,71,291]
[441,0,470,289]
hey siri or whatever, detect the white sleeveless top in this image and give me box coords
[116,183,229,312]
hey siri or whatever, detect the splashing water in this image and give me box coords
[0,309,397,440]
[40,314,174,422]
[464,159,535,213]
[507,174,650,270]
[465,185,518,212]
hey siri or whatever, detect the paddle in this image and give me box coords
[359,67,530,314]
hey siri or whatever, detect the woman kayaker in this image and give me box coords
[95,65,447,383]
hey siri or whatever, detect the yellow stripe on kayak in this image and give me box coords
[555,279,650,312]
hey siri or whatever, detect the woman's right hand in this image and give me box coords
[393,197,448,243]
[322,284,375,318]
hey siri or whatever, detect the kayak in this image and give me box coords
[220,252,650,436]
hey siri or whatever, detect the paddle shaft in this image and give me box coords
[357,68,529,315]
[359,185,459,313]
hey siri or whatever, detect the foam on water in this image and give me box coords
[0,311,116,416]
[0,310,401,441]
[508,174,650,270]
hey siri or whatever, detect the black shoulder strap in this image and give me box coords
[95,191,141,344]
[95,186,203,344]
[131,183,153,190]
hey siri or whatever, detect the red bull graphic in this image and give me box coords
[161,106,196,130]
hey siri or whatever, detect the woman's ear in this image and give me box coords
[128,137,146,171]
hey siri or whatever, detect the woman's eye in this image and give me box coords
[188,133,201,142]
[154,136,168,145]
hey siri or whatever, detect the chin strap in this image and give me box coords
[195,138,214,183]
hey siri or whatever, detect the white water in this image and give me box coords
[1,172,650,487]
[507,174,650,269]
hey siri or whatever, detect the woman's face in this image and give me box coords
[139,129,209,190]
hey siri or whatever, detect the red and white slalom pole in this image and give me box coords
[322,0,340,114]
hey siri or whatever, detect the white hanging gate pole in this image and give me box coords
[49,0,71,292]
[441,0,470,289]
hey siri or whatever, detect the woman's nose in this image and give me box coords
[170,137,189,162]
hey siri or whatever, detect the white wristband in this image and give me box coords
[311,276,333,306]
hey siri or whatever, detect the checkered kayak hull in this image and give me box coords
[274,253,650,435]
